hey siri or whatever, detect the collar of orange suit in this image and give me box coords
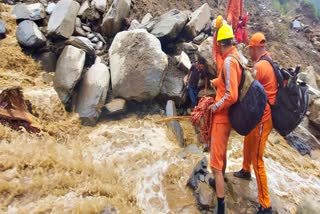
[257,51,271,62]
[222,46,237,60]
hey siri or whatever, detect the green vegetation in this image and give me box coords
[271,0,320,17]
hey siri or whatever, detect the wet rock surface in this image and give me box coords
[166,100,184,147]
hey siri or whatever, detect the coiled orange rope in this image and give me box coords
[191,96,215,147]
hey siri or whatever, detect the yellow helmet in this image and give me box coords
[217,24,234,42]
[216,15,224,29]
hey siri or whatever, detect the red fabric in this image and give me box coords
[235,12,248,44]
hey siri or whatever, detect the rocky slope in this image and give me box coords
[0,0,320,213]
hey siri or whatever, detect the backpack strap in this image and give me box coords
[221,54,246,94]
[260,56,284,89]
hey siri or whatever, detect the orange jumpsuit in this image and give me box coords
[242,52,278,208]
[210,47,242,171]
[226,0,243,29]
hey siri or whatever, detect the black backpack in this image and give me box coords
[260,56,309,136]
[223,55,267,136]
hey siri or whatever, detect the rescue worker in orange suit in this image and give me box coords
[233,32,277,214]
[213,15,225,76]
[208,24,242,214]
[226,0,243,30]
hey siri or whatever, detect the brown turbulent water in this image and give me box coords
[0,3,320,214]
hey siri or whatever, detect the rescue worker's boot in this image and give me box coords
[256,206,272,214]
[233,169,251,180]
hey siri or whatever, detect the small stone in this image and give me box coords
[87,33,95,39]
[104,98,126,115]
[96,33,107,44]
[46,2,56,15]
[75,17,82,28]
[91,37,99,43]
[82,25,92,32]
[95,41,103,50]
[74,27,87,37]
[199,174,205,182]
[94,56,102,64]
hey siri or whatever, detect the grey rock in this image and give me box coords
[109,29,168,101]
[104,98,126,114]
[37,51,57,72]
[16,20,47,48]
[166,100,184,147]
[82,25,92,32]
[95,41,104,50]
[96,33,107,44]
[75,17,82,28]
[91,37,99,43]
[284,133,311,156]
[47,0,80,39]
[74,26,87,37]
[128,19,142,31]
[141,13,152,25]
[92,0,107,13]
[193,32,207,45]
[54,45,86,105]
[78,0,90,17]
[176,51,191,72]
[12,3,45,21]
[160,58,186,105]
[0,20,6,39]
[176,42,199,54]
[292,19,302,30]
[150,9,188,41]
[198,36,215,75]
[67,36,95,55]
[309,98,320,131]
[87,33,95,39]
[46,2,56,15]
[196,182,215,208]
[76,63,110,126]
[94,56,102,64]
[298,66,319,90]
[187,157,209,190]
[184,3,211,39]
[101,0,131,37]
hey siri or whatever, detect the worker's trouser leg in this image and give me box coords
[243,118,273,208]
[210,122,232,197]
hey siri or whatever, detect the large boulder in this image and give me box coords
[47,0,80,39]
[175,51,191,72]
[16,20,47,48]
[109,29,168,102]
[176,42,199,55]
[66,36,95,55]
[12,3,45,21]
[150,9,188,42]
[76,63,110,126]
[54,45,85,105]
[78,0,90,18]
[92,0,107,13]
[101,0,131,37]
[298,66,320,90]
[198,37,215,75]
[184,3,211,39]
[0,20,6,39]
[160,58,186,105]
[309,97,320,131]
[37,51,57,72]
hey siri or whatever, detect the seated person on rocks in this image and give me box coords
[185,57,208,109]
